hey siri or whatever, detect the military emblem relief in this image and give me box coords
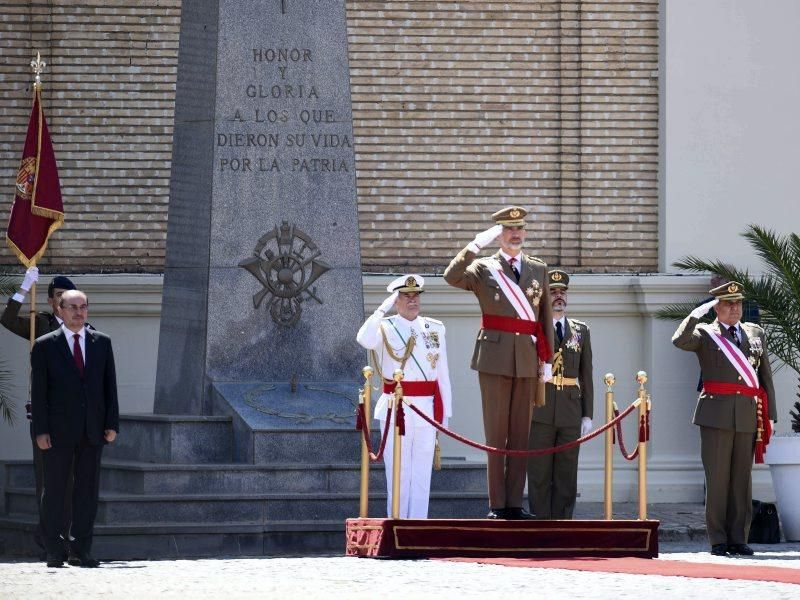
[239,221,331,327]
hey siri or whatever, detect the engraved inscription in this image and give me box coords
[216,39,352,177]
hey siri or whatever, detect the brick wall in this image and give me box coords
[0,0,180,274]
[0,1,657,275]
[346,0,659,273]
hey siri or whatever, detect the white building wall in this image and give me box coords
[661,0,800,272]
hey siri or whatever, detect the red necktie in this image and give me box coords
[73,333,85,377]
[509,257,520,282]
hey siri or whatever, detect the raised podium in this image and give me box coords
[349,371,659,559]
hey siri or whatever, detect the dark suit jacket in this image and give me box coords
[31,327,119,446]
[534,317,593,427]
[444,248,554,378]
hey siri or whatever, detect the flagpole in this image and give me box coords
[27,52,46,395]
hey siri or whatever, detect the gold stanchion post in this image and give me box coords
[603,373,615,520]
[358,366,373,518]
[636,371,649,520]
[391,368,404,519]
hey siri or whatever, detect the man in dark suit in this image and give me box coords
[528,269,593,519]
[673,281,776,557]
[31,289,119,568]
[1,268,77,559]
[444,206,554,520]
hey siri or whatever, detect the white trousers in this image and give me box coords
[380,420,436,519]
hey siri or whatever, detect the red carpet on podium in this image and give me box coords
[438,556,800,585]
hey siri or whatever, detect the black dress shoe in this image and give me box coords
[67,551,81,567]
[73,552,100,568]
[505,507,536,520]
[710,543,729,556]
[45,554,65,568]
[486,508,507,519]
[728,543,755,556]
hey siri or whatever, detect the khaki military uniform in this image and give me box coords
[1,298,58,339]
[528,317,593,518]
[444,249,553,510]
[673,315,776,546]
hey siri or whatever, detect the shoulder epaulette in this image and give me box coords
[423,316,444,327]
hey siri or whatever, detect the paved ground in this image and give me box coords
[1,541,798,599]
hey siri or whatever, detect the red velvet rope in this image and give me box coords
[613,408,650,461]
[405,399,639,457]
[355,404,395,462]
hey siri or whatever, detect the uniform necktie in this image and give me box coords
[556,321,564,344]
[73,333,84,377]
[509,257,520,282]
[728,325,740,347]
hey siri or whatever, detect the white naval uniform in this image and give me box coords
[356,312,453,518]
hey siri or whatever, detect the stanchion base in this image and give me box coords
[345,518,659,558]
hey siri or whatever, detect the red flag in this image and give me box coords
[6,86,64,267]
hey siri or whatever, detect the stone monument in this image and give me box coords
[155,0,364,424]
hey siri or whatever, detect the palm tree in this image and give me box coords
[657,224,800,432]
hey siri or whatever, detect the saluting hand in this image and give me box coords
[376,291,399,315]
[690,298,719,320]
[471,224,503,251]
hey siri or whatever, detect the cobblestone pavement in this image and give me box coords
[1,541,798,600]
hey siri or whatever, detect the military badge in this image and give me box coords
[565,331,582,352]
[421,330,440,349]
[525,280,542,307]
[749,336,763,357]
[427,352,439,369]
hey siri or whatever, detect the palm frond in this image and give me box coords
[671,225,800,388]
[0,359,15,425]
[655,300,712,322]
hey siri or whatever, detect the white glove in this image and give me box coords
[581,417,593,437]
[376,291,399,315]
[690,298,719,320]
[469,224,503,252]
[770,420,777,430]
[540,362,553,382]
[20,266,39,292]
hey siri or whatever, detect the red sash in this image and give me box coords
[480,314,553,362]
[703,380,772,464]
[383,380,444,424]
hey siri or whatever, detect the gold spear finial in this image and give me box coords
[31,52,46,90]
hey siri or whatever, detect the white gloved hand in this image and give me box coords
[540,362,553,382]
[376,291,399,315]
[20,266,39,292]
[770,420,777,430]
[581,417,593,437]
[690,298,719,320]
[471,224,503,251]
